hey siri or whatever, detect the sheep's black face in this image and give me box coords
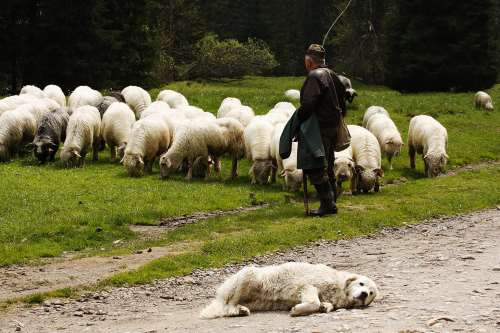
[34,139,57,164]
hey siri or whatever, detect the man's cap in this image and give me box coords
[306,44,326,59]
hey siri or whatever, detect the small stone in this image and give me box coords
[147,248,152,253]
[74,312,84,317]
[492,267,500,272]
[95,227,103,233]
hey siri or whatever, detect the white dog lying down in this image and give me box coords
[200,262,378,318]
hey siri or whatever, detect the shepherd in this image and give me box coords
[280,44,349,217]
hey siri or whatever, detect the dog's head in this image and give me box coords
[344,274,378,308]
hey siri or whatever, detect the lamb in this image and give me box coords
[121,86,152,119]
[223,105,255,127]
[156,89,189,109]
[408,115,448,178]
[284,89,300,101]
[364,107,403,170]
[97,96,120,118]
[20,85,47,99]
[348,125,383,193]
[474,91,494,111]
[60,106,101,167]
[270,123,302,191]
[31,108,69,163]
[334,146,355,197]
[244,118,276,185]
[217,97,242,118]
[362,106,390,127]
[338,75,358,103]
[43,85,67,107]
[68,86,103,109]
[122,114,171,177]
[101,102,136,161]
[0,109,37,162]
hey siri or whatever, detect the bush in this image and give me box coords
[191,34,278,79]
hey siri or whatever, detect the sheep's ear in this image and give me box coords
[119,157,125,164]
[444,153,449,160]
[48,148,54,153]
[385,139,393,145]
[138,156,144,165]
[355,165,364,173]
[344,275,358,289]
[374,168,384,178]
[25,142,35,149]
[73,150,81,158]
[280,170,286,177]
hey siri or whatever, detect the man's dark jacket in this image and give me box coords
[297,65,346,128]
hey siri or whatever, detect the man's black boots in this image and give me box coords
[310,181,338,217]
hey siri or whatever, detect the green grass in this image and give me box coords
[0,76,499,268]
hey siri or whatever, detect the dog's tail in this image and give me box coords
[200,299,226,319]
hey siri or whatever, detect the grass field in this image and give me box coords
[0,76,499,273]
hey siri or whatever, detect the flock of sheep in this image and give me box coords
[0,80,495,196]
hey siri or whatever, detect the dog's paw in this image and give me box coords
[319,302,334,313]
[237,305,250,317]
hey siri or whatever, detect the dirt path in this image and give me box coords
[1,209,499,333]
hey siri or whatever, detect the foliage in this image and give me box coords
[385,0,499,92]
[191,35,278,79]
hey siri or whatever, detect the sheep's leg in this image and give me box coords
[290,285,321,317]
[424,160,429,177]
[231,157,238,179]
[146,159,154,174]
[336,181,343,198]
[409,145,416,169]
[350,175,357,195]
[271,160,277,184]
[185,158,194,181]
[92,143,99,161]
[374,179,380,192]
[388,155,393,170]
[213,156,222,179]
[110,145,116,162]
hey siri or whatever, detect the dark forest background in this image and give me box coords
[0,0,498,93]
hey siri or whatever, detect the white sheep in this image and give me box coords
[334,146,355,196]
[60,106,101,167]
[348,125,383,193]
[214,118,246,179]
[0,94,39,116]
[159,120,222,180]
[364,108,403,170]
[121,86,152,119]
[122,113,171,177]
[140,101,171,119]
[20,85,47,98]
[362,106,390,127]
[474,91,494,111]
[284,89,300,101]
[68,86,103,109]
[0,108,37,162]
[270,123,302,191]
[217,97,242,118]
[408,115,448,178]
[244,118,276,185]
[101,102,136,161]
[43,85,67,107]
[156,89,189,109]
[223,105,255,127]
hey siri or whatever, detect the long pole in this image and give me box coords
[322,0,354,47]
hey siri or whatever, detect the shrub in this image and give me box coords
[191,34,278,79]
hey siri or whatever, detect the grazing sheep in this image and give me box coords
[261,113,288,127]
[43,85,66,107]
[68,86,103,109]
[16,101,52,127]
[334,146,355,197]
[348,125,383,193]
[474,91,494,111]
[0,109,37,162]
[338,75,358,103]
[364,108,403,170]
[140,101,171,118]
[244,118,275,185]
[214,118,246,179]
[179,105,211,120]
[284,89,300,101]
[157,89,189,109]
[122,114,171,177]
[101,102,136,161]
[20,85,46,98]
[223,105,255,127]
[270,123,302,191]
[32,108,69,163]
[60,106,101,167]
[362,106,390,127]
[408,115,448,178]
[217,97,242,119]
[97,96,120,118]
[121,86,152,119]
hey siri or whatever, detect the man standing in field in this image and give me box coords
[297,44,347,217]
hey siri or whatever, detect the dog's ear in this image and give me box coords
[344,275,358,289]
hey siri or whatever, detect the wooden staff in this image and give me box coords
[303,173,309,216]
